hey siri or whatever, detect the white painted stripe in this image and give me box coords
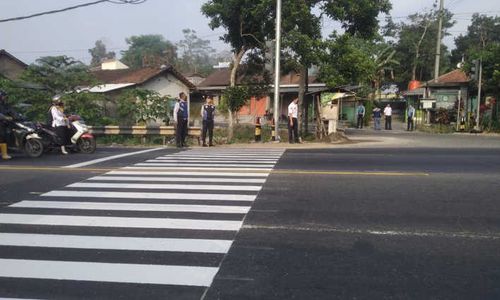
[88,176,266,183]
[0,233,232,253]
[108,170,269,177]
[169,154,282,158]
[156,157,278,161]
[135,163,274,168]
[63,148,165,168]
[42,190,256,201]
[67,182,262,191]
[147,159,277,164]
[0,214,243,231]
[0,259,218,286]
[12,200,251,214]
[124,166,272,171]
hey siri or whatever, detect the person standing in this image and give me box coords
[356,102,366,129]
[174,92,189,148]
[50,96,69,155]
[384,104,392,130]
[407,104,416,131]
[288,98,299,144]
[201,96,215,147]
[372,107,382,130]
[0,90,12,159]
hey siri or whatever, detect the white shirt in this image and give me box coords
[288,102,298,118]
[51,106,67,127]
[383,106,392,116]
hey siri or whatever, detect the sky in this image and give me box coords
[1,0,499,65]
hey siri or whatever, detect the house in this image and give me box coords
[403,69,470,124]
[0,49,27,81]
[88,62,196,124]
[197,67,326,125]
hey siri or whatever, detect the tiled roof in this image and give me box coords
[198,67,320,87]
[0,49,28,67]
[92,65,195,89]
[428,69,469,85]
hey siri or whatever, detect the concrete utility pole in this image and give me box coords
[434,0,444,82]
[273,0,282,141]
[475,59,483,131]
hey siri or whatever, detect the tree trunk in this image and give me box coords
[227,48,246,141]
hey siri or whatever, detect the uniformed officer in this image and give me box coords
[201,96,215,147]
[174,92,189,148]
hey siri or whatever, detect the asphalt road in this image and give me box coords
[0,135,500,299]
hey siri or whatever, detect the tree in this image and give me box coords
[452,14,500,124]
[121,35,177,68]
[176,29,216,76]
[7,56,107,124]
[88,40,116,67]
[202,0,275,140]
[392,8,455,84]
[117,88,171,126]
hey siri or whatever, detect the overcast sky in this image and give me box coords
[1,0,499,64]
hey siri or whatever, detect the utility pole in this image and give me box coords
[475,59,483,131]
[273,0,282,142]
[434,0,444,82]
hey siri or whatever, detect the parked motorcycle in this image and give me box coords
[0,113,44,158]
[37,114,96,154]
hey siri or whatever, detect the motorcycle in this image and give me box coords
[37,114,96,154]
[0,113,44,158]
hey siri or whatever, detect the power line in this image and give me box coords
[0,0,146,23]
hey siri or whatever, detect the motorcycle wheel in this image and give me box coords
[77,137,96,154]
[24,138,44,158]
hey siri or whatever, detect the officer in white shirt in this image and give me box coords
[288,98,299,143]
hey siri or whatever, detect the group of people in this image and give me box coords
[0,90,73,160]
[173,92,216,148]
[356,102,416,131]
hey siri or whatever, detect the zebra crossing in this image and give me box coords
[0,148,284,299]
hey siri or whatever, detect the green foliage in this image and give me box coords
[21,56,97,94]
[221,86,251,113]
[453,14,500,98]
[318,35,376,87]
[117,88,171,125]
[176,29,216,76]
[1,56,104,124]
[321,0,392,38]
[121,35,177,68]
[393,9,455,83]
[88,40,116,67]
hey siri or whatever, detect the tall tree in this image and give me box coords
[201,0,275,140]
[452,14,500,119]
[176,28,216,76]
[392,8,455,84]
[121,35,177,68]
[88,40,116,67]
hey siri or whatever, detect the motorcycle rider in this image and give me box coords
[0,90,13,159]
[50,95,69,155]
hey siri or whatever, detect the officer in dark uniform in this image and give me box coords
[201,96,216,147]
[174,92,189,148]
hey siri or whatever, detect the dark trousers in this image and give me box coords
[385,116,392,130]
[288,117,299,143]
[407,117,414,131]
[0,124,6,143]
[176,118,188,147]
[55,125,70,146]
[357,114,364,128]
[202,119,214,145]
